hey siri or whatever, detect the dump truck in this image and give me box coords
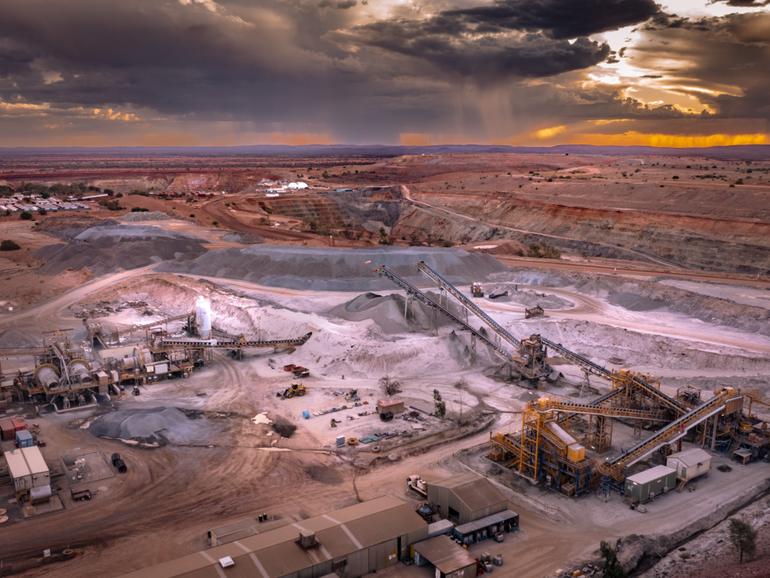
[407,474,428,497]
[283,364,310,378]
[470,282,484,298]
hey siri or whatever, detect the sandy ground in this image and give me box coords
[0,223,769,577]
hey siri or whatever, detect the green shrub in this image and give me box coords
[19,211,33,220]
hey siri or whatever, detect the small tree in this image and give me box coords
[0,240,21,251]
[600,540,626,578]
[380,376,402,396]
[433,389,446,418]
[729,518,757,563]
[19,211,33,220]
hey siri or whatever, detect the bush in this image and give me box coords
[130,207,149,212]
[0,240,21,251]
[527,242,561,259]
[19,211,33,220]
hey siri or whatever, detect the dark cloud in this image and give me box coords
[444,0,660,39]
[710,0,770,6]
[348,20,611,81]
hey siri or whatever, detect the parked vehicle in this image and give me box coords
[111,452,127,473]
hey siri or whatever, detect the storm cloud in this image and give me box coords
[0,0,766,145]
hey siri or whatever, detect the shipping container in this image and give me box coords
[624,465,677,503]
[0,418,15,441]
[15,429,34,448]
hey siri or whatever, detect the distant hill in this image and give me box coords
[1,143,768,160]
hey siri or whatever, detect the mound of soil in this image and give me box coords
[37,224,206,275]
[159,245,506,291]
[271,416,297,438]
[89,406,218,446]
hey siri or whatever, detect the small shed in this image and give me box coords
[376,399,405,415]
[624,465,677,503]
[414,535,477,578]
[666,448,712,482]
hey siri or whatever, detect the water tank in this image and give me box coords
[195,296,213,339]
[35,365,60,389]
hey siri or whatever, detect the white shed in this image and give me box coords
[667,448,712,482]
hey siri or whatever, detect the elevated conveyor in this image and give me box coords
[375,265,523,363]
[156,332,313,350]
[601,388,739,480]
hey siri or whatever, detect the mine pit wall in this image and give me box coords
[557,476,770,577]
[402,195,770,274]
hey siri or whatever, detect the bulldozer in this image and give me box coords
[278,383,306,399]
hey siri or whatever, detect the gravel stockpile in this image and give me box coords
[159,245,506,291]
[329,291,459,333]
[89,407,218,446]
[37,224,206,275]
[119,211,173,222]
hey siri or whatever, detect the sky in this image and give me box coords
[0,0,768,147]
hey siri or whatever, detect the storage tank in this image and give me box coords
[195,296,213,339]
[34,365,60,389]
[68,360,91,382]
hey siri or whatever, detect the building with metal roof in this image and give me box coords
[427,472,508,525]
[121,496,428,578]
[414,535,477,578]
[666,447,712,482]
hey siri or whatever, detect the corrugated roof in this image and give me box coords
[414,535,476,573]
[20,446,48,475]
[431,472,507,514]
[120,496,426,578]
[668,448,711,468]
[454,509,518,535]
[4,449,30,479]
[626,465,676,485]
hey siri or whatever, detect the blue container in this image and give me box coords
[15,429,34,448]
[302,410,311,420]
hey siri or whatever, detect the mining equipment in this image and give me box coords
[407,474,428,496]
[278,383,306,399]
[525,305,545,319]
[2,306,313,407]
[375,262,551,383]
[471,282,484,298]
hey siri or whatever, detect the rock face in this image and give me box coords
[396,194,770,274]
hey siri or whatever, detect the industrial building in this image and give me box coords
[121,496,428,578]
[427,472,508,525]
[4,445,50,501]
[1,305,312,409]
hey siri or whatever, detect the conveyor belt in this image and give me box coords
[157,332,313,349]
[418,261,521,348]
[602,390,736,480]
[375,265,523,363]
